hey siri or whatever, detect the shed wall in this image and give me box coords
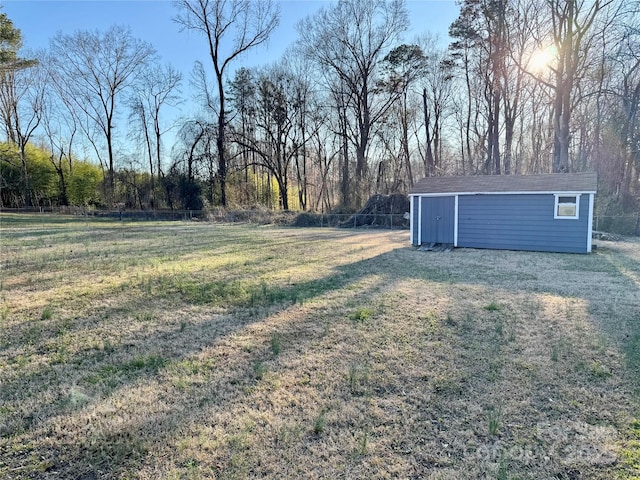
[457,194,590,253]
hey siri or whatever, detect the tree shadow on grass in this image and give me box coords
[0,249,395,478]
[0,230,317,353]
[588,241,640,390]
[403,240,640,378]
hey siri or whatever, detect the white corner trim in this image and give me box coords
[587,193,594,253]
[454,195,459,247]
[417,196,422,246]
[409,195,414,245]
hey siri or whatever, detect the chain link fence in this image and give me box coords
[0,207,410,229]
[593,216,639,236]
[3,207,637,235]
[291,212,409,229]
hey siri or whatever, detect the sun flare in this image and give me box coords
[529,46,557,73]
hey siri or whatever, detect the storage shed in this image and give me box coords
[409,173,598,253]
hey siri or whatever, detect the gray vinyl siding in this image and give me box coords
[457,194,590,253]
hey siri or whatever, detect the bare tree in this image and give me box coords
[41,78,78,206]
[418,35,454,176]
[230,63,309,210]
[129,63,182,207]
[449,0,511,175]
[174,0,279,207]
[283,49,316,211]
[380,43,428,186]
[49,25,155,200]
[326,76,355,208]
[603,8,640,209]
[228,66,256,203]
[0,54,45,207]
[309,115,340,212]
[536,0,617,172]
[298,0,409,207]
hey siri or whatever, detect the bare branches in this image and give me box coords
[174,0,279,206]
[129,62,183,186]
[48,25,155,197]
[296,0,409,205]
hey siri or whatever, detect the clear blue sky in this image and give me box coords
[2,0,460,79]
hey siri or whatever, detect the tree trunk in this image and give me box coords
[423,89,435,177]
[279,175,289,210]
[140,106,155,208]
[492,88,501,175]
[107,127,115,199]
[52,152,69,206]
[552,85,571,173]
[339,98,350,208]
[401,91,413,187]
[217,73,227,206]
[20,144,30,208]
[504,117,513,175]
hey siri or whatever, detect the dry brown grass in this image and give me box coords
[1,213,640,479]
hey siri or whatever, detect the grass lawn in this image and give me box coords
[1,213,640,479]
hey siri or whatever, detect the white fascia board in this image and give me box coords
[412,193,458,197]
[413,190,596,197]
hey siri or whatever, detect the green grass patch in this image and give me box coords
[84,354,168,387]
[253,360,267,380]
[270,332,282,356]
[484,301,501,312]
[349,307,373,323]
[313,411,327,434]
[41,305,54,320]
[619,419,640,479]
[348,362,370,396]
[488,406,502,437]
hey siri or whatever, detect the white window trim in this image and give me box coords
[554,193,581,219]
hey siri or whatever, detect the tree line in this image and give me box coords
[1,0,639,219]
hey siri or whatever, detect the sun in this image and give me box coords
[529,46,557,73]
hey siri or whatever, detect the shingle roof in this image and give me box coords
[410,173,598,195]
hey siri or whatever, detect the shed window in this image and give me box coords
[554,194,580,219]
